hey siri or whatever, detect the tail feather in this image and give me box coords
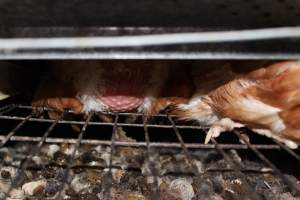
[278,106,300,145]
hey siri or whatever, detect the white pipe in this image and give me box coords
[0,26,299,50]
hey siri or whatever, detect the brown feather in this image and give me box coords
[147,64,194,116]
[207,61,300,146]
[32,62,83,119]
[172,61,300,147]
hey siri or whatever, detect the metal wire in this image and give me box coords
[0,104,15,114]
[210,138,262,200]
[55,113,93,200]
[1,27,300,50]
[270,138,300,163]
[0,104,299,199]
[0,112,33,148]
[168,115,201,175]
[0,104,17,116]
[3,112,65,199]
[235,130,300,196]
[143,115,162,200]
[103,113,119,199]
[0,114,206,129]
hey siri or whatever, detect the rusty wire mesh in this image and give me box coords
[0,104,299,199]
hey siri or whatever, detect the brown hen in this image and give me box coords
[174,61,300,148]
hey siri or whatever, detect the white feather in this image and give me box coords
[253,129,297,149]
[239,97,286,132]
[138,62,169,113]
[77,95,108,113]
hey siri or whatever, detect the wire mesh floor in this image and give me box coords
[0,104,299,200]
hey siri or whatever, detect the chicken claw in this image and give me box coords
[205,118,244,144]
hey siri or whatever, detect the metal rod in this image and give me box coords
[0,135,281,149]
[2,161,275,175]
[0,104,16,114]
[143,115,162,200]
[108,113,119,172]
[167,115,200,175]
[211,138,262,200]
[3,112,64,199]
[235,130,300,196]
[1,27,300,50]
[18,104,177,118]
[270,138,300,163]
[0,112,33,148]
[103,113,119,199]
[55,113,93,200]
[0,114,206,129]
[0,103,298,199]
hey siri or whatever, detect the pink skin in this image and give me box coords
[97,62,152,112]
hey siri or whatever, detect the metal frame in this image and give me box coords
[0,104,299,199]
[0,27,300,59]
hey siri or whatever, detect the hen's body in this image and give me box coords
[32,61,190,119]
[175,61,300,148]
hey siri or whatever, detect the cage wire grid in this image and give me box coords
[0,104,299,199]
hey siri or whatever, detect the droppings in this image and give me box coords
[22,179,47,196]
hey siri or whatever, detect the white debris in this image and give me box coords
[0,181,10,193]
[0,181,24,199]
[0,148,13,163]
[7,189,24,199]
[169,178,195,200]
[146,176,162,186]
[88,161,101,166]
[32,156,42,165]
[70,174,90,193]
[111,169,125,183]
[0,167,17,179]
[94,145,103,153]
[231,179,242,185]
[194,160,205,174]
[47,144,60,157]
[22,179,47,196]
[100,151,111,166]
[212,195,224,200]
[63,145,75,156]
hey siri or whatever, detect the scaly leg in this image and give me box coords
[205,118,244,144]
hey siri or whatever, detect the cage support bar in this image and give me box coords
[0,134,281,149]
[55,112,93,200]
[103,113,119,199]
[270,138,300,163]
[143,115,162,200]
[168,115,201,175]
[0,104,15,114]
[0,114,206,129]
[3,112,64,199]
[235,130,300,196]
[0,112,33,148]
[211,138,262,200]
[1,27,300,50]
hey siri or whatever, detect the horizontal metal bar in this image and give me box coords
[0,115,206,129]
[17,104,174,117]
[0,135,281,149]
[1,52,300,60]
[1,27,300,50]
[1,162,274,175]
